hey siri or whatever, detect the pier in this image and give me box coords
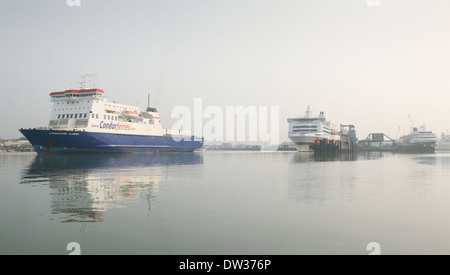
[310,130,436,154]
[358,133,396,152]
[309,124,357,154]
[309,138,340,154]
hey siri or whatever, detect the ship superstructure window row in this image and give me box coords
[292,126,319,133]
[293,126,318,129]
[292,130,319,133]
[58,113,88,119]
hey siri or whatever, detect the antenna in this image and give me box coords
[148,93,150,108]
[305,105,311,118]
[79,74,98,90]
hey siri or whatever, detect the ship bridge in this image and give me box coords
[50,89,104,101]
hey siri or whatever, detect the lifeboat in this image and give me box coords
[123,110,139,118]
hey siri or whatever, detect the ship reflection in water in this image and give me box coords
[20,153,203,223]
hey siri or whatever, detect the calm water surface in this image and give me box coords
[1,151,450,255]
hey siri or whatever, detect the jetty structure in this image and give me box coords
[309,126,437,154]
[309,124,357,154]
[358,133,396,152]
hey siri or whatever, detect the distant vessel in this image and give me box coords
[277,141,297,151]
[437,132,450,151]
[396,126,437,153]
[287,106,339,152]
[19,78,203,154]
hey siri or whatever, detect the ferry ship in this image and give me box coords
[436,132,450,151]
[396,126,437,153]
[287,106,339,151]
[19,86,203,154]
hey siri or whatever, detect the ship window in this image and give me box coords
[96,114,99,119]
[84,114,87,118]
[74,114,78,119]
[293,126,317,129]
[108,115,110,120]
[92,114,95,119]
[70,114,73,119]
[57,115,61,119]
[104,115,106,119]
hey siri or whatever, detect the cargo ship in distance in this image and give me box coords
[20,86,203,154]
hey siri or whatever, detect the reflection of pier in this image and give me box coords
[288,151,386,205]
[21,153,203,223]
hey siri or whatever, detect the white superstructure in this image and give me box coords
[287,106,339,151]
[436,132,450,150]
[20,76,203,154]
[398,126,437,144]
[48,88,189,137]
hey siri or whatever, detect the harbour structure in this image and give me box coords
[19,79,203,154]
[301,112,437,154]
[358,133,396,152]
[287,106,339,152]
[309,124,357,154]
[339,124,357,152]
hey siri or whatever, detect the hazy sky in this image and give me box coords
[1,0,450,142]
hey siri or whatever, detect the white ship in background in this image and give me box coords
[437,131,450,151]
[287,106,339,152]
[396,125,437,153]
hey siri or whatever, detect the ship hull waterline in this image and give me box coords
[396,142,436,154]
[289,135,340,152]
[20,129,203,155]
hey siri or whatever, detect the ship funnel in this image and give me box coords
[146,93,157,112]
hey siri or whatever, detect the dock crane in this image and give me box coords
[409,114,414,128]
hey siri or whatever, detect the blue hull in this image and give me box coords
[19,129,203,154]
